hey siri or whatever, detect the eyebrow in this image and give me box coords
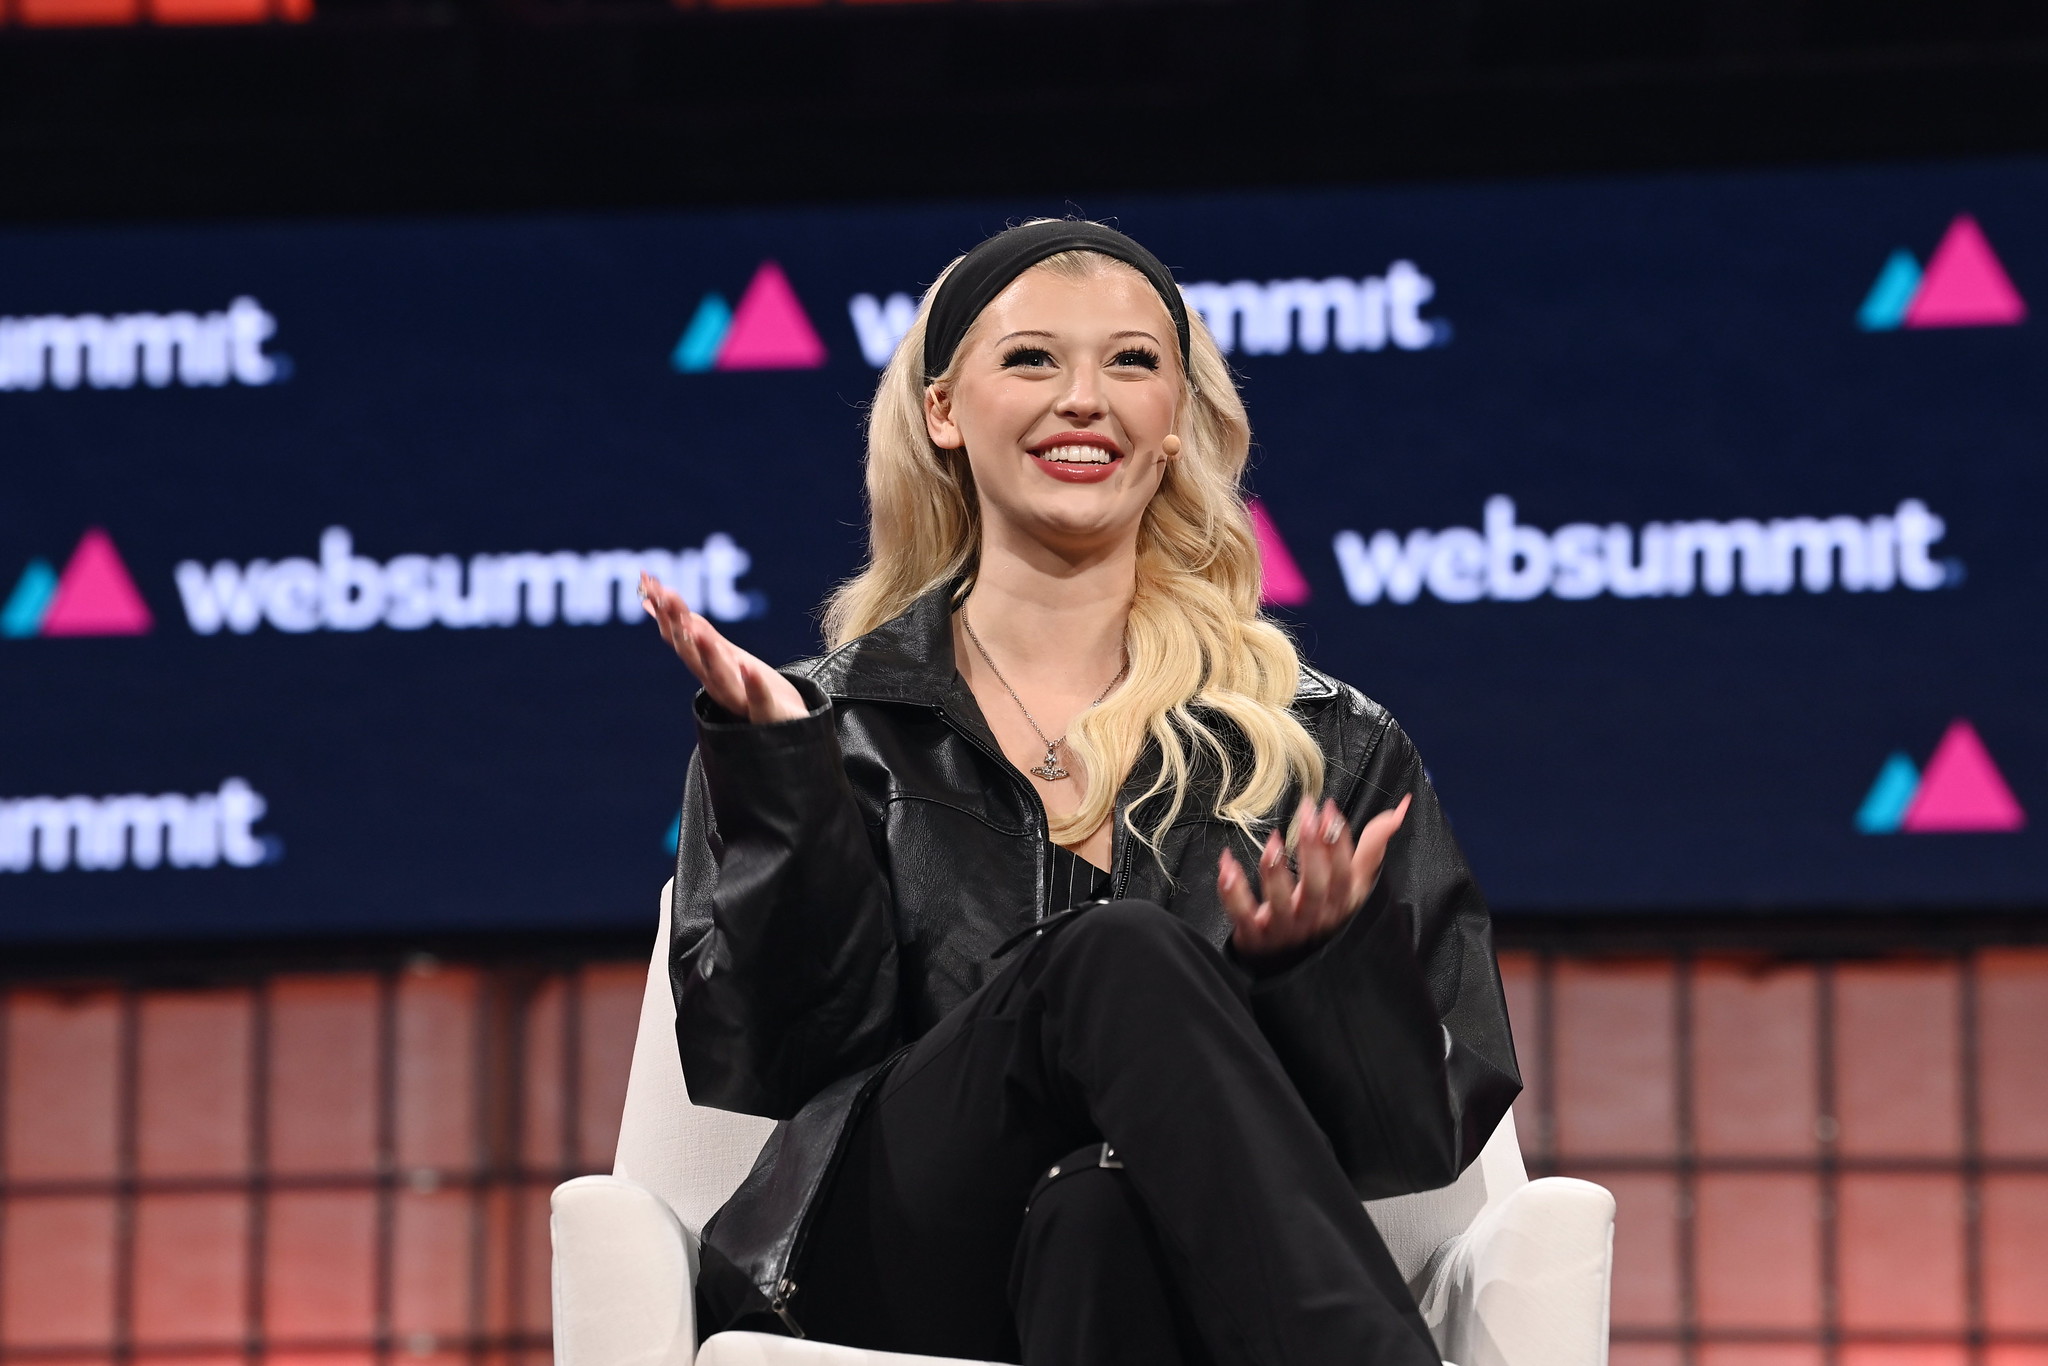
[991,329,1165,346]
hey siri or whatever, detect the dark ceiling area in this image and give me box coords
[2,0,2046,226]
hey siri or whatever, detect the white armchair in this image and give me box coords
[552,885,1615,1366]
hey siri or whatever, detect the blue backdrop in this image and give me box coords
[2,158,2042,938]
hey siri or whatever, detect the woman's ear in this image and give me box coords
[924,384,964,451]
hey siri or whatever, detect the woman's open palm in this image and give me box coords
[640,572,809,724]
[1217,794,1411,959]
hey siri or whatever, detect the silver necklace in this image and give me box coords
[960,611,1128,782]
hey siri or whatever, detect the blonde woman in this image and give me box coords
[641,220,1520,1366]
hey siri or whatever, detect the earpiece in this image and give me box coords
[1161,435,1183,458]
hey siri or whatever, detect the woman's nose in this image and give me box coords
[1055,368,1108,422]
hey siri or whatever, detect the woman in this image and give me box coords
[642,220,1521,1366]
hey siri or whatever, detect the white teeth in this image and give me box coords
[1038,445,1114,464]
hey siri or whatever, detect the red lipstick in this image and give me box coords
[1027,431,1125,483]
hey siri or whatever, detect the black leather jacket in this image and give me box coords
[671,584,1521,1338]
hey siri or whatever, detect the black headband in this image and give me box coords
[921,220,1192,383]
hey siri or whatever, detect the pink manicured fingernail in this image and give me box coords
[1322,814,1343,845]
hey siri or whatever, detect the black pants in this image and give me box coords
[796,900,1441,1366]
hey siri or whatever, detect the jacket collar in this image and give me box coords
[810,579,1339,706]
[813,581,968,707]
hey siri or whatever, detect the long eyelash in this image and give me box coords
[1114,347,1161,370]
[1001,346,1053,368]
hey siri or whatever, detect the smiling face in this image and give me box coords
[924,258,1183,562]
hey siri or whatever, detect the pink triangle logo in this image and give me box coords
[714,262,828,371]
[39,528,154,637]
[1900,719,2025,832]
[1904,216,2028,329]
[1248,499,1311,606]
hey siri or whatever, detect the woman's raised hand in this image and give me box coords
[1217,793,1412,959]
[640,572,810,724]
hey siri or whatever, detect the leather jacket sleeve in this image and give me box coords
[669,674,902,1120]
[1245,714,1523,1200]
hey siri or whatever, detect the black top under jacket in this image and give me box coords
[669,582,1523,1337]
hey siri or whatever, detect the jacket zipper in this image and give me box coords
[935,702,1141,914]
[935,703,1056,921]
[1110,807,1135,900]
[761,1041,910,1340]
[768,1278,803,1338]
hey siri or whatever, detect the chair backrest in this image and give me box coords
[613,881,775,1236]
[614,881,1528,1275]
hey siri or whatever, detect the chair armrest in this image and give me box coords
[553,1174,700,1366]
[1414,1176,1616,1366]
[698,1331,1010,1365]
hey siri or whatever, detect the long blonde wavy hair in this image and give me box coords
[822,237,1325,853]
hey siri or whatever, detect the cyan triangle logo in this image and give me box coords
[1858,215,2028,331]
[671,261,827,373]
[1855,719,2025,834]
[2,529,154,639]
